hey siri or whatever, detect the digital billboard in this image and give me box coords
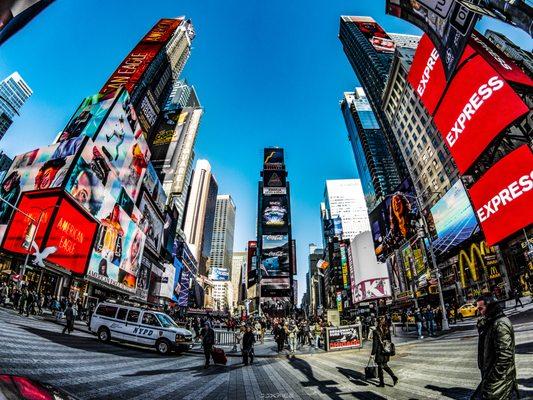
[369,179,420,261]
[347,16,396,53]
[159,262,176,300]
[386,0,479,80]
[262,170,287,195]
[430,179,479,255]
[468,145,533,246]
[263,148,284,170]
[135,263,151,301]
[178,269,191,307]
[150,108,191,169]
[138,192,164,252]
[2,191,98,275]
[210,267,229,281]
[247,240,257,287]
[100,19,182,95]
[433,53,530,174]
[260,234,290,277]
[142,162,167,214]
[261,196,288,233]
[260,278,291,298]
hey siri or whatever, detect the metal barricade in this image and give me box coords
[214,329,237,346]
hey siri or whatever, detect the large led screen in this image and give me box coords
[346,16,395,53]
[260,234,290,277]
[468,145,533,246]
[263,148,284,169]
[433,54,529,174]
[263,170,287,195]
[369,179,420,261]
[138,192,164,252]
[2,191,98,275]
[262,196,288,233]
[247,240,257,286]
[430,180,479,255]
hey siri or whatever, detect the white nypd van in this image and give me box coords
[90,302,193,355]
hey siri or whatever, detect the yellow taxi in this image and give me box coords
[452,303,479,319]
[391,312,414,323]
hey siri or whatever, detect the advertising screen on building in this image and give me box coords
[159,262,176,300]
[2,191,98,275]
[135,262,151,301]
[261,196,288,233]
[261,235,290,277]
[347,16,396,53]
[326,325,362,351]
[369,179,420,261]
[349,231,391,303]
[100,19,182,95]
[430,180,479,255]
[433,53,530,174]
[210,267,229,281]
[138,192,164,252]
[247,241,257,287]
[468,145,533,246]
[386,0,479,80]
[263,148,284,170]
[260,278,291,298]
[263,170,287,195]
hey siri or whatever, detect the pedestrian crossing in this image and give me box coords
[1,307,532,400]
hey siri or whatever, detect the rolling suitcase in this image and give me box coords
[211,347,227,365]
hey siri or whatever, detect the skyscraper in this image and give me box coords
[484,29,533,74]
[339,16,409,186]
[210,195,236,274]
[340,88,399,210]
[0,72,32,141]
[382,47,459,209]
[182,159,217,270]
[324,179,371,240]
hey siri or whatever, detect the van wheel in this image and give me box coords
[97,327,111,343]
[156,339,171,355]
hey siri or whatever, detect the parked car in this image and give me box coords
[89,302,193,355]
[452,303,479,319]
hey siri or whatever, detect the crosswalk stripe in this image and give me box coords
[182,372,229,400]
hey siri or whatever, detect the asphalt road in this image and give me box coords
[1,306,532,400]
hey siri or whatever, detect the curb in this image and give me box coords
[184,347,327,359]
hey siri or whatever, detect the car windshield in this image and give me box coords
[155,313,179,328]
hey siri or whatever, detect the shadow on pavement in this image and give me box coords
[336,367,370,386]
[425,384,473,399]
[20,325,165,359]
[518,376,532,396]
[515,341,533,355]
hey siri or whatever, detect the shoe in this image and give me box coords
[393,377,398,386]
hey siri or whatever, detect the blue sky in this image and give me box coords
[0,0,531,304]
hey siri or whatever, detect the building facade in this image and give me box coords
[484,29,533,75]
[231,251,247,310]
[340,89,399,210]
[382,46,459,209]
[0,72,32,141]
[210,195,236,273]
[323,179,371,240]
[339,16,409,185]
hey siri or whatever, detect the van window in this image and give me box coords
[142,312,161,327]
[127,310,140,323]
[116,308,128,321]
[95,305,117,318]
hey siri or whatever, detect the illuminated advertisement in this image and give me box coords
[456,239,500,289]
[178,269,190,307]
[142,162,167,214]
[2,191,98,275]
[151,108,191,165]
[348,16,395,53]
[159,262,176,299]
[100,19,182,95]
[247,241,257,287]
[263,148,284,170]
[138,192,164,252]
[430,180,479,255]
[210,267,229,281]
[135,263,151,300]
[468,145,533,246]
[260,235,290,277]
[262,196,288,232]
[433,51,529,174]
[369,179,419,261]
[260,278,291,298]
[349,231,392,303]
[386,0,479,79]
[324,217,343,240]
[340,242,349,290]
[263,170,287,195]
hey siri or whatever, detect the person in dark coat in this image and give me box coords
[472,296,517,399]
[242,325,255,365]
[274,323,286,353]
[200,322,215,368]
[371,317,398,387]
[62,303,75,334]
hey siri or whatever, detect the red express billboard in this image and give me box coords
[433,53,529,173]
[2,191,98,275]
[100,19,182,95]
[468,145,533,246]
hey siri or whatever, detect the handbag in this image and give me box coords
[365,356,377,379]
[382,340,396,356]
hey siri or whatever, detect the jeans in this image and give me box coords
[314,335,320,348]
[289,336,297,352]
[417,322,423,337]
[428,320,435,336]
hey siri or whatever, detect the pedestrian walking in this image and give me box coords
[242,325,255,365]
[200,322,215,369]
[414,308,424,339]
[61,303,75,334]
[512,288,523,309]
[18,287,28,316]
[471,295,518,399]
[288,321,298,353]
[0,282,9,307]
[26,290,35,317]
[371,317,398,387]
[435,306,443,331]
[424,306,436,336]
[274,322,286,353]
[313,321,322,348]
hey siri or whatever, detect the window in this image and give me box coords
[95,304,118,318]
[142,312,161,327]
[116,308,128,321]
[127,310,140,323]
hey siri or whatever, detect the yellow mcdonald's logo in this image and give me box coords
[458,241,496,288]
